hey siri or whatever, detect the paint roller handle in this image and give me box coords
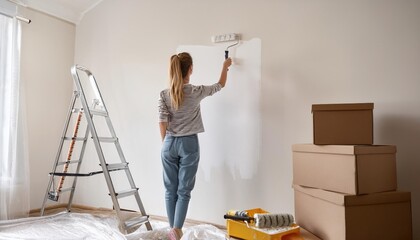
[225,50,229,59]
[223,214,253,222]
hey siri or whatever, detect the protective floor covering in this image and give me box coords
[0,212,227,240]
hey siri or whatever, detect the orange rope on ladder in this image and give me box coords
[55,110,84,196]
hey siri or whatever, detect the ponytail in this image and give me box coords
[169,52,192,110]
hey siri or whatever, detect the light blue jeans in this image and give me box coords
[161,134,199,228]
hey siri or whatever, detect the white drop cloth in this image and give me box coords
[0,212,227,240]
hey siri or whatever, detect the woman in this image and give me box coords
[158,52,232,240]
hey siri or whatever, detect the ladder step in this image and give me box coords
[57,160,81,166]
[58,187,74,193]
[124,215,150,229]
[63,137,86,141]
[104,162,129,171]
[97,137,117,143]
[114,188,139,199]
[90,109,108,116]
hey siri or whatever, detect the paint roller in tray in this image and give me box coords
[224,210,295,228]
[211,33,241,59]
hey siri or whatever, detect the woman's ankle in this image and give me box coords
[168,228,183,240]
[173,227,183,238]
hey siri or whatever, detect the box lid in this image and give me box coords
[293,185,410,206]
[292,144,396,155]
[312,103,374,112]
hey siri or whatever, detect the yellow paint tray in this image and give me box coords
[226,208,302,240]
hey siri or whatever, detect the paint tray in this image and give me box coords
[226,208,302,240]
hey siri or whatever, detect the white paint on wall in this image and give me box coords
[177,38,261,181]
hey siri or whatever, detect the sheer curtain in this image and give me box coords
[0,1,30,220]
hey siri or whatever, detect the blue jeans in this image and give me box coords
[161,134,199,228]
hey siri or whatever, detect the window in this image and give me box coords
[0,0,29,220]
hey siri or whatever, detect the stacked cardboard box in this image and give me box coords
[292,103,413,240]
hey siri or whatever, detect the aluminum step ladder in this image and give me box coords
[40,65,152,233]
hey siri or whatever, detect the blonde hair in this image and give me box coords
[169,52,192,110]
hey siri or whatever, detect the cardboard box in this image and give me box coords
[312,103,373,145]
[293,185,412,240]
[292,144,397,195]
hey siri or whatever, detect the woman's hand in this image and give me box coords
[219,58,232,87]
[223,57,232,70]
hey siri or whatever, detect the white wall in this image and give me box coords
[22,0,420,238]
[20,8,75,210]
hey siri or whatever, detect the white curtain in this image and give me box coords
[0,1,30,220]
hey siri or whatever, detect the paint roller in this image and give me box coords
[225,40,239,59]
[211,33,240,59]
[224,210,295,228]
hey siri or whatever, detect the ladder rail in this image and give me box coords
[104,117,138,190]
[105,120,150,227]
[41,91,78,215]
[71,65,127,225]
[96,78,150,224]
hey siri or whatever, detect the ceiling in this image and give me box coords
[14,0,103,24]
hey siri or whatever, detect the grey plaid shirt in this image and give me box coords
[158,83,222,136]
